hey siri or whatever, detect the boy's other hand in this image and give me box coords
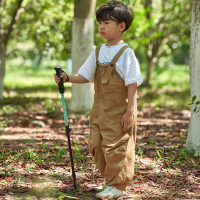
[54,72,67,84]
[121,112,133,133]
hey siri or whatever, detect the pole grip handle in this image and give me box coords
[54,66,64,94]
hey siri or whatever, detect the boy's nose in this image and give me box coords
[99,25,105,30]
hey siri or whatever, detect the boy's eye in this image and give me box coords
[105,21,109,24]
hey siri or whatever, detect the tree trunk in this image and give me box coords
[0,46,6,100]
[68,0,96,114]
[186,0,200,156]
[0,0,24,99]
[143,54,153,87]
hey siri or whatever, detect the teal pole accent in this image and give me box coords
[61,93,68,126]
[54,66,76,190]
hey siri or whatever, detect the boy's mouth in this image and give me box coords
[100,31,105,35]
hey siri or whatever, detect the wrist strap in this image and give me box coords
[65,75,69,82]
[61,70,69,82]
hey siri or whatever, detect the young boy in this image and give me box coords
[54,1,143,198]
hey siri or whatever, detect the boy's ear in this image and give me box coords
[119,22,126,32]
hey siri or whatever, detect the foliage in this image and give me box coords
[0,0,24,48]
[5,0,74,60]
[131,0,191,60]
[2,0,191,64]
[95,0,191,65]
[0,0,192,94]
[138,64,190,109]
[94,0,192,86]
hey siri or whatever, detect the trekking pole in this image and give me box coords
[54,66,77,190]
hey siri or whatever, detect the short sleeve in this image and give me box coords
[122,49,143,87]
[77,48,96,82]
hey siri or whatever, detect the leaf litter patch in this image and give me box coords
[0,106,200,199]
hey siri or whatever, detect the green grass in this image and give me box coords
[150,64,190,89]
[4,59,71,89]
[138,64,190,109]
[2,59,190,110]
[2,59,71,109]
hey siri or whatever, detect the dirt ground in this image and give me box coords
[0,105,200,200]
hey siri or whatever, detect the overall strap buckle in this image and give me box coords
[102,45,130,83]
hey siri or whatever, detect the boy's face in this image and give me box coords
[98,19,125,42]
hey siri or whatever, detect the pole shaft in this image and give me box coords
[54,66,76,189]
[61,93,68,126]
[65,125,76,189]
[61,94,76,189]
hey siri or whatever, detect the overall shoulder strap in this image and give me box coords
[110,45,130,66]
[95,45,101,62]
[92,46,102,80]
[102,45,130,84]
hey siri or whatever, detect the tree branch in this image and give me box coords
[4,0,24,47]
[144,0,152,20]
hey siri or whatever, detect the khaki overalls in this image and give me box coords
[89,45,137,191]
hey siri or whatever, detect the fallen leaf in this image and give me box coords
[62,182,71,185]
[42,164,51,169]
[83,142,88,145]
[133,187,145,191]
[4,177,12,182]
[22,164,26,168]
[36,135,44,138]
[195,184,200,188]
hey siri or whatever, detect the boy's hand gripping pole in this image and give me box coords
[54,66,77,190]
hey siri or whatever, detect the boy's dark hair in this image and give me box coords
[96,1,133,32]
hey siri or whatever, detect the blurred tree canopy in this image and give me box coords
[96,0,192,86]
[2,0,192,85]
[129,0,192,86]
[5,0,74,60]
